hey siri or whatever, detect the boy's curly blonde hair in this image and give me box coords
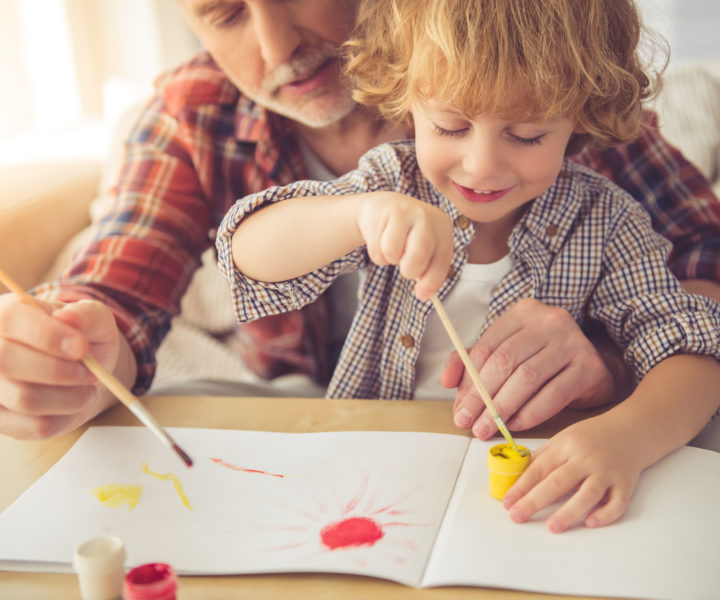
[344,0,666,151]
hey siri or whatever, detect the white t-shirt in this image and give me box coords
[413,254,514,400]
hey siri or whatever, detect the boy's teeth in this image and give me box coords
[473,189,492,194]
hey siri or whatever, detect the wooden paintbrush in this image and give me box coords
[430,293,525,455]
[0,266,193,467]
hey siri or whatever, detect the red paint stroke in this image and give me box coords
[320,516,384,550]
[209,457,287,478]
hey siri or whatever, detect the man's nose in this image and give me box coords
[253,3,302,67]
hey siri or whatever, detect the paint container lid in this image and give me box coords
[73,535,126,600]
[124,562,177,600]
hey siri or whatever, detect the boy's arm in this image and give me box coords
[230,194,367,283]
[226,190,454,299]
[503,353,720,533]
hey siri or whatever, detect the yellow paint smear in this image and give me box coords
[92,484,143,511]
[141,461,193,510]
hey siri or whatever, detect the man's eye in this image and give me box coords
[509,133,545,146]
[433,124,468,138]
[214,7,245,27]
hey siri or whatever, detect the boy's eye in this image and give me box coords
[432,124,468,138]
[509,133,545,146]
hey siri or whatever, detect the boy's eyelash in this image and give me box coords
[510,133,545,146]
[433,125,467,137]
[433,124,545,146]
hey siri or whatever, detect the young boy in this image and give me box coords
[216,0,720,532]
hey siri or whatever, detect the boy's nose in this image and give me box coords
[253,4,302,68]
[463,138,504,180]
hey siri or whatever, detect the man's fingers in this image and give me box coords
[0,405,91,440]
[0,299,87,359]
[0,338,94,385]
[0,378,97,415]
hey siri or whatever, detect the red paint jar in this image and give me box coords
[124,562,177,600]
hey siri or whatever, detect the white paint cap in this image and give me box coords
[73,535,126,600]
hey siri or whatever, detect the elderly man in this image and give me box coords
[1,0,718,441]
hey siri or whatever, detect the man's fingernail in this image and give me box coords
[473,419,490,438]
[61,337,82,357]
[454,408,473,429]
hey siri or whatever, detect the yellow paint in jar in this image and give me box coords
[487,443,531,500]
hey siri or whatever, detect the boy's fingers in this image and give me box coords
[502,453,550,508]
[585,486,632,528]
[545,477,609,533]
[505,461,576,523]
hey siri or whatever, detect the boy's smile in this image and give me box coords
[412,99,579,246]
[452,182,516,204]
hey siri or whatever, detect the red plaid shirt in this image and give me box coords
[33,52,720,393]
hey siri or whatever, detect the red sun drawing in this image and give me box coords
[255,469,430,567]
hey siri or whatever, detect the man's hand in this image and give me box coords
[443,298,623,438]
[0,295,124,440]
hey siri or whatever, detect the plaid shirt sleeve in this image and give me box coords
[30,53,340,392]
[572,110,720,283]
[32,94,214,393]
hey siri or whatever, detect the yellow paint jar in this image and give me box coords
[487,443,531,500]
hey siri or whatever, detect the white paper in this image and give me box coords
[424,439,720,600]
[0,427,468,587]
[0,427,718,600]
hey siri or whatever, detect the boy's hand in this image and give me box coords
[0,295,121,440]
[445,298,618,436]
[356,192,454,300]
[502,414,643,532]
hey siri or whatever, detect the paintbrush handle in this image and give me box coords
[429,294,520,449]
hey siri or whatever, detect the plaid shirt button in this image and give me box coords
[399,334,415,349]
[546,225,559,237]
[455,216,471,229]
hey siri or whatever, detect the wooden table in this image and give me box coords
[0,396,609,600]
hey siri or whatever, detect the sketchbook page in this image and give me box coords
[0,427,469,587]
[423,438,720,600]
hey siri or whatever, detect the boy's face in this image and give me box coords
[412,99,579,232]
[181,0,358,128]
